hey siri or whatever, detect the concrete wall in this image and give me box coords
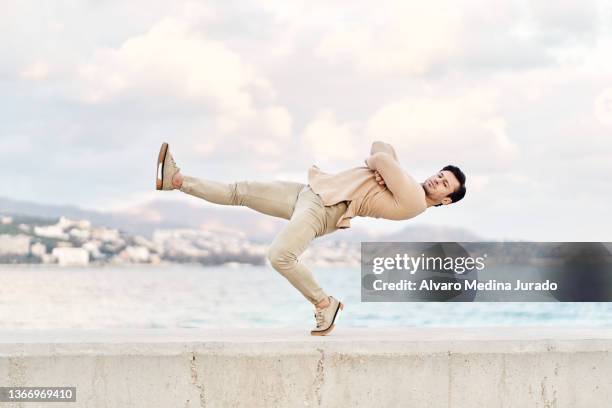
[1,327,611,407]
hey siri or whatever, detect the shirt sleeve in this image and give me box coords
[366,152,416,207]
[370,141,398,162]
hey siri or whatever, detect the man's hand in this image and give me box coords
[374,170,386,187]
[366,158,387,186]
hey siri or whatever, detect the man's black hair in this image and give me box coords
[434,165,466,207]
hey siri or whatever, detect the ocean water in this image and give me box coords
[0,264,611,330]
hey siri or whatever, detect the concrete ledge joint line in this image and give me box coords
[189,352,206,407]
[314,347,325,407]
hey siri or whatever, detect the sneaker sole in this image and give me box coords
[156,142,169,190]
[311,302,344,336]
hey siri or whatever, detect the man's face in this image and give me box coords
[423,170,461,205]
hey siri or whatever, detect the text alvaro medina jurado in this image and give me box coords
[370,254,558,292]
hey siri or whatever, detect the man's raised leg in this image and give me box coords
[179,175,306,221]
[156,143,305,220]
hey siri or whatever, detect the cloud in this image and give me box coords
[308,0,606,77]
[529,0,602,43]
[594,87,612,126]
[19,61,50,81]
[0,135,33,155]
[313,1,463,76]
[74,18,259,113]
[69,14,294,159]
[236,105,293,156]
[465,173,491,193]
[300,110,359,165]
[365,89,519,171]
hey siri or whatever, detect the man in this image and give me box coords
[155,141,466,336]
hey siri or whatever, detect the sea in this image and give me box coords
[0,264,611,329]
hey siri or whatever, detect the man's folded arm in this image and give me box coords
[366,152,413,205]
[370,141,398,162]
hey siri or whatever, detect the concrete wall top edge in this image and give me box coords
[1,327,611,356]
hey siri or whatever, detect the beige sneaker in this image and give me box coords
[311,296,344,336]
[156,142,180,190]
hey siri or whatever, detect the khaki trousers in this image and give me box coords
[180,175,349,305]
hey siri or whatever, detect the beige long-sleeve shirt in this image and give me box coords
[307,141,427,229]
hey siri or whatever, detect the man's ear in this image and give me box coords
[440,197,452,206]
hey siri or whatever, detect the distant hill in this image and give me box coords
[0,196,484,242]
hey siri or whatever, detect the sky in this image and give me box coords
[1,0,612,241]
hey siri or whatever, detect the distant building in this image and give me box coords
[119,246,151,263]
[82,241,103,259]
[34,225,69,240]
[0,234,31,255]
[133,236,157,251]
[1,216,12,225]
[30,242,47,258]
[69,228,91,240]
[52,247,89,266]
[91,227,120,242]
[58,216,91,230]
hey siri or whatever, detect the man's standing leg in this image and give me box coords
[266,186,345,335]
[266,203,327,306]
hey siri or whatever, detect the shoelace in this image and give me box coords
[170,155,178,170]
[314,311,325,328]
[167,154,180,174]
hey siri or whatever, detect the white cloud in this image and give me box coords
[19,61,50,80]
[466,173,491,193]
[71,14,294,158]
[314,1,463,75]
[0,135,33,155]
[173,1,217,25]
[594,87,612,126]
[307,0,607,77]
[301,110,359,164]
[208,104,293,162]
[261,106,292,139]
[75,18,258,115]
[365,90,519,170]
